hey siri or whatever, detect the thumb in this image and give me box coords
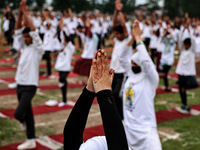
[109,69,115,82]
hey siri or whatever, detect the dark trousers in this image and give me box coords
[4,30,13,45]
[157,52,162,72]
[14,85,37,139]
[162,65,171,89]
[59,71,69,103]
[178,75,187,106]
[144,38,150,50]
[70,34,76,45]
[96,33,101,50]
[112,73,124,120]
[150,48,157,63]
[78,35,82,49]
[43,51,52,76]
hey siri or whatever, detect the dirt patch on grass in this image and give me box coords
[158,127,179,138]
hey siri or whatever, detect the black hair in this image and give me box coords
[22,27,31,34]
[77,25,83,29]
[183,38,191,45]
[113,25,124,34]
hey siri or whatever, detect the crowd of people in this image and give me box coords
[0,0,200,149]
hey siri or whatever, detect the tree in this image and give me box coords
[52,0,91,12]
[147,0,160,13]
[0,0,45,11]
[163,0,181,18]
[100,0,135,14]
[164,0,200,18]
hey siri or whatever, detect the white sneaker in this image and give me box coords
[8,82,17,89]
[45,99,58,106]
[17,140,36,150]
[58,102,66,107]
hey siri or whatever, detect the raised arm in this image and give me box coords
[15,0,24,30]
[63,64,96,150]
[22,6,35,31]
[132,20,159,86]
[93,51,129,150]
[113,0,122,27]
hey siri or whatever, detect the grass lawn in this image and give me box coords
[159,116,200,150]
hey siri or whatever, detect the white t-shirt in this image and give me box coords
[195,36,200,54]
[32,16,41,29]
[81,33,98,59]
[110,36,132,73]
[171,28,180,42]
[13,28,44,86]
[149,25,158,49]
[125,21,131,35]
[79,136,132,150]
[156,28,165,53]
[67,17,78,34]
[3,19,9,32]
[43,28,56,51]
[90,19,102,35]
[142,24,151,38]
[176,35,196,76]
[79,136,107,150]
[55,42,75,71]
[160,37,176,66]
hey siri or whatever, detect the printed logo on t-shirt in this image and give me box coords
[125,87,135,110]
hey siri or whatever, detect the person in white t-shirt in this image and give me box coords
[193,28,200,76]
[42,22,56,76]
[55,27,75,107]
[176,29,198,114]
[159,26,176,91]
[64,49,130,150]
[149,19,158,63]
[74,17,98,77]
[111,0,133,120]
[143,16,151,50]
[67,8,78,45]
[119,20,162,150]
[13,1,44,149]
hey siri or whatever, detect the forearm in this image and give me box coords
[118,12,128,36]
[97,90,129,150]
[16,12,23,29]
[63,87,95,150]
[23,13,35,31]
[113,10,118,27]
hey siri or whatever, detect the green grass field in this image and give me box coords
[0,36,200,149]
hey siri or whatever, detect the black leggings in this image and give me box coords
[43,51,52,76]
[162,65,171,89]
[178,75,187,106]
[59,71,69,103]
[112,73,124,120]
[63,87,129,150]
[150,48,157,63]
[14,85,37,139]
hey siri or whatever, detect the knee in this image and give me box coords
[14,111,23,122]
[59,76,66,83]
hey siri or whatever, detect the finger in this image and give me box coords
[95,51,98,59]
[110,69,115,83]
[92,59,98,83]
[97,52,103,78]
[103,52,109,72]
